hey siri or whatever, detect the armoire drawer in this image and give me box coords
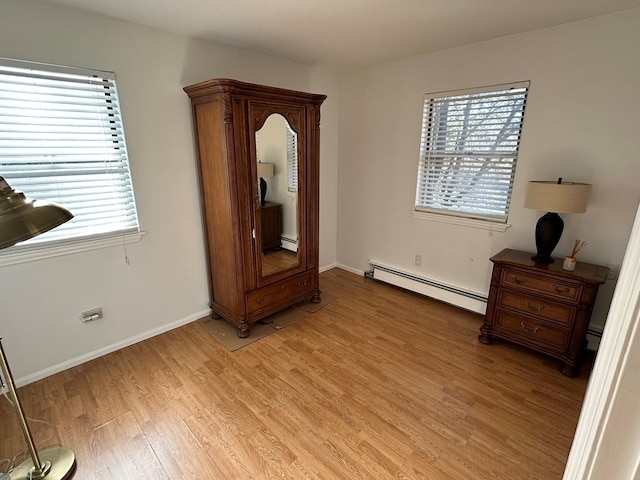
[246,272,314,314]
[497,290,575,328]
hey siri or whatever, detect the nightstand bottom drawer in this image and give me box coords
[494,310,569,353]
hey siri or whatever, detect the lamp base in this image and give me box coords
[9,447,76,480]
[532,212,564,264]
[259,177,267,206]
[531,253,555,264]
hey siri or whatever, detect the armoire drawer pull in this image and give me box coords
[255,295,268,304]
[523,300,544,312]
[511,275,527,284]
[520,322,539,334]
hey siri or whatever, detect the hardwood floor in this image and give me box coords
[0,268,592,479]
[261,248,299,276]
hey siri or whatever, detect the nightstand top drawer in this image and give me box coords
[491,248,609,285]
[501,268,582,303]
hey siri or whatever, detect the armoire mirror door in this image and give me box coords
[251,107,306,283]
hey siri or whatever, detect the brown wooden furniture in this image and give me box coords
[184,79,326,337]
[260,202,281,251]
[479,248,609,376]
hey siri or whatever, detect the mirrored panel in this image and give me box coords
[255,113,300,277]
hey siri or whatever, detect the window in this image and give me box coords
[286,123,297,192]
[415,81,529,224]
[0,58,139,257]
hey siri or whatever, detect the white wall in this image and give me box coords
[564,203,640,480]
[337,9,640,332]
[0,0,339,382]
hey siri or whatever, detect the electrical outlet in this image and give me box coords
[415,254,422,266]
[81,308,103,323]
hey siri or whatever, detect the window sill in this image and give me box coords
[0,231,145,267]
[411,210,511,232]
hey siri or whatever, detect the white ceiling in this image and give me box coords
[41,0,640,70]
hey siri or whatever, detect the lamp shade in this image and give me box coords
[0,176,73,249]
[524,181,591,214]
[257,162,274,178]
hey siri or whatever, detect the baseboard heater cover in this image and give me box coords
[368,260,488,315]
[280,234,298,252]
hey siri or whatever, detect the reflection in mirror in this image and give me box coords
[255,113,300,277]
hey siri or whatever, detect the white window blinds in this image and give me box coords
[286,124,297,192]
[415,81,529,223]
[0,58,139,245]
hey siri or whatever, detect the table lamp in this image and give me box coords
[257,162,274,206]
[524,178,591,263]
[0,175,76,479]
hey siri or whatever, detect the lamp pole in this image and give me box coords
[0,338,49,478]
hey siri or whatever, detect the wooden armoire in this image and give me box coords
[184,79,326,337]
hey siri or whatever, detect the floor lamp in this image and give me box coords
[0,176,76,480]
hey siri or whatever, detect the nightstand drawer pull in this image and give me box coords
[511,275,527,284]
[520,322,540,334]
[523,300,544,312]
[297,280,308,287]
[255,295,268,304]
[551,284,571,295]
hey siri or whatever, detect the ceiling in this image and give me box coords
[42,0,640,70]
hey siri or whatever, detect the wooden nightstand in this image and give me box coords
[479,248,609,376]
[260,202,282,251]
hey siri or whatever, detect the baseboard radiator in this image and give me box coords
[368,260,488,315]
[280,234,298,252]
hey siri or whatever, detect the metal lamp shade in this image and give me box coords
[0,176,73,249]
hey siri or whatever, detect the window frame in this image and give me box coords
[286,123,297,193]
[0,57,141,266]
[413,81,529,229]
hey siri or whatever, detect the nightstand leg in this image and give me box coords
[560,360,578,377]
[478,326,493,345]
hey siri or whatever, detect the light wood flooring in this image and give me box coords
[0,268,593,479]
[261,249,299,276]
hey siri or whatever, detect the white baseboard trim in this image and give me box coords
[9,266,352,387]
[14,309,210,387]
[319,262,339,273]
[334,263,364,276]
